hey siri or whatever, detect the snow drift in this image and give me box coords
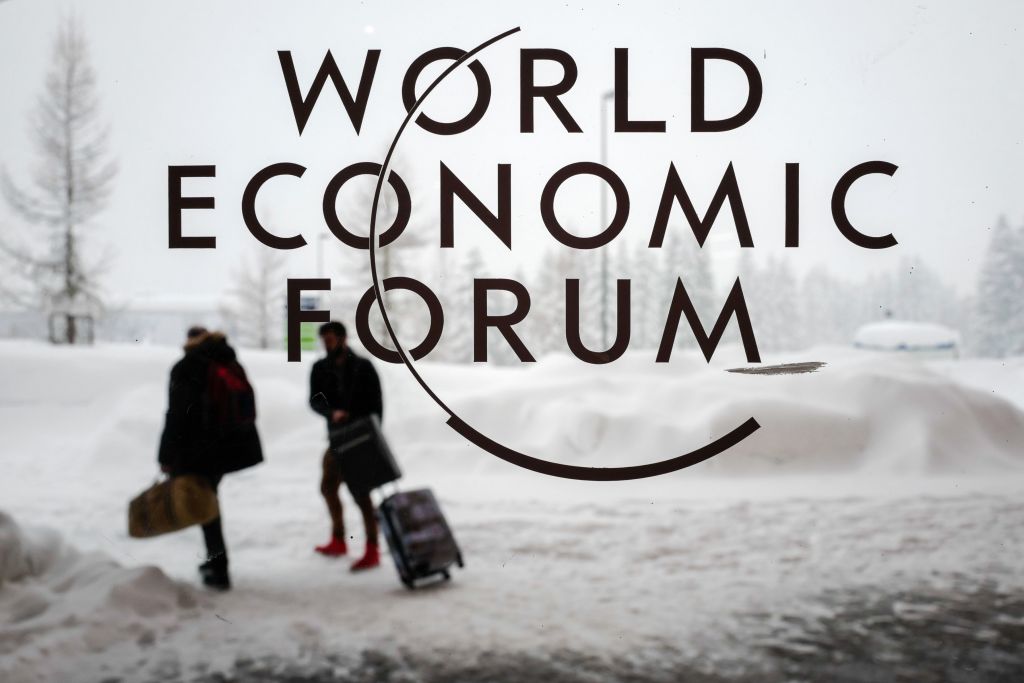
[0,340,1022,482]
[0,509,197,682]
[398,347,1024,476]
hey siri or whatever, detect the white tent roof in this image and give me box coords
[853,320,960,351]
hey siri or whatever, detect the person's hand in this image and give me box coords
[331,410,349,423]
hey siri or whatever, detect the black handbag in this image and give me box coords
[328,415,401,495]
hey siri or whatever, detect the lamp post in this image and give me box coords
[599,89,615,349]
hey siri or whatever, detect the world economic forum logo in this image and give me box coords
[166,27,896,480]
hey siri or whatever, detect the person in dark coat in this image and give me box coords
[310,321,384,571]
[158,326,263,590]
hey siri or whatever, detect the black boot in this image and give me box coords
[198,558,231,591]
[200,515,230,590]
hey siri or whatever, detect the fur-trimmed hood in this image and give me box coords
[183,330,226,352]
[182,330,237,365]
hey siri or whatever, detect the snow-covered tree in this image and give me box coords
[572,247,607,354]
[974,216,1024,357]
[660,232,715,351]
[220,247,286,349]
[755,255,802,352]
[799,266,856,347]
[528,246,573,356]
[437,247,483,364]
[614,241,653,350]
[0,18,117,343]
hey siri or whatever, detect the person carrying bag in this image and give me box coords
[310,321,388,571]
[129,326,263,591]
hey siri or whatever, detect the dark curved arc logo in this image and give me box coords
[366,26,760,481]
[447,415,760,481]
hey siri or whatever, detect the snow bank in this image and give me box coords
[0,340,1022,483]
[399,348,1024,476]
[0,509,197,682]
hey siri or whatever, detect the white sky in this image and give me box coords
[1,0,1022,305]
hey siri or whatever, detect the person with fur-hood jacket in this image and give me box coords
[158,326,263,590]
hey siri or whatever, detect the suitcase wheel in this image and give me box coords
[456,552,464,569]
[442,570,451,581]
[401,574,415,590]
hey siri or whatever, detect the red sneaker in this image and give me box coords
[314,536,348,557]
[350,542,380,571]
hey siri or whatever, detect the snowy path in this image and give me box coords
[4,486,1024,682]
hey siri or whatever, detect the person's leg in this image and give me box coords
[201,474,227,567]
[350,492,380,571]
[316,449,348,555]
[201,517,227,565]
[199,474,230,590]
[355,493,378,546]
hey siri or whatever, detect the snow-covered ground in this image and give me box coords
[2,340,1024,682]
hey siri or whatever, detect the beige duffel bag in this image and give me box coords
[128,475,219,538]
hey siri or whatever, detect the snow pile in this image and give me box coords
[853,320,961,353]
[699,356,1022,474]
[399,347,1024,476]
[0,340,1022,485]
[0,510,197,683]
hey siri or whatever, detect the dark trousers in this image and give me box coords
[201,474,227,567]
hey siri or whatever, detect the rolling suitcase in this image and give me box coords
[378,488,464,589]
[328,415,402,496]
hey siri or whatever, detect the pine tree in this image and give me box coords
[974,216,1024,357]
[885,256,959,325]
[614,241,640,349]
[429,247,458,362]
[0,18,117,343]
[574,248,606,353]
[629,240,659,350]
[662,233,715,350]
[531,246,573,356]
[800,266,853,347]
[735,253,801,352]
[442,248,482,363]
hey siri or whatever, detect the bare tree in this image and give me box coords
[221,247,287,349]
[332,155,432,351]
[0,17,117,344]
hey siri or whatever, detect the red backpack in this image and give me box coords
[206,361,256,433]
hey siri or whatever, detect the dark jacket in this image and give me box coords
[309,347,383,430]
[158,332,263,477]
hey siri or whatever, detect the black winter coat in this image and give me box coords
[158,332,263,477]
[309,348,383,431]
